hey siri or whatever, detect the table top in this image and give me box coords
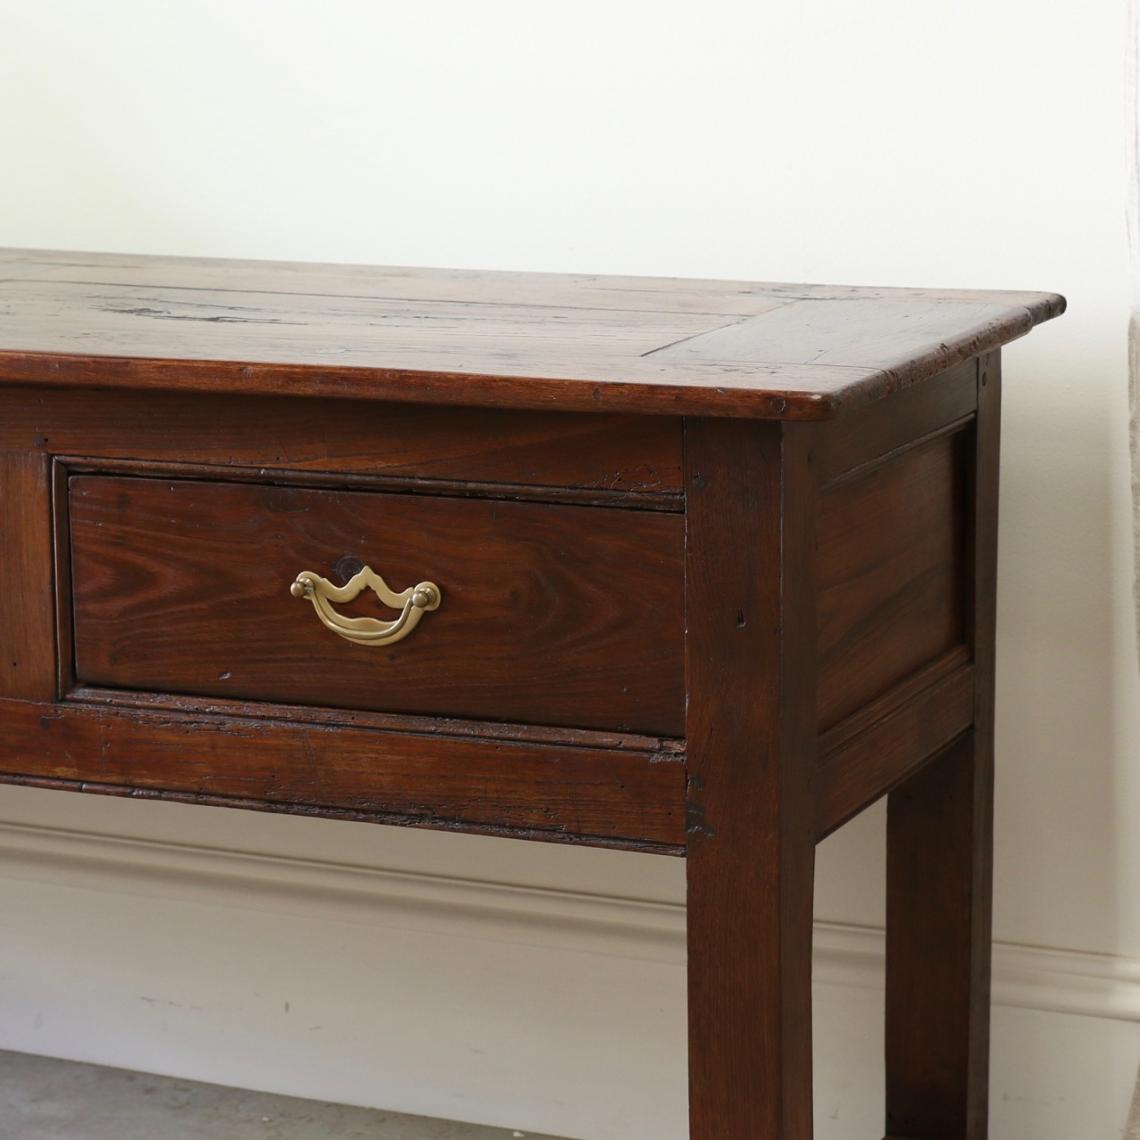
[0,248,1064,419]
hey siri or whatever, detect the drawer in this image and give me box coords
[67,474,685,735]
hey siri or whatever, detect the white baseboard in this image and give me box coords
[0,818,1136,1025]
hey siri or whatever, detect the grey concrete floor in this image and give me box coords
[0,1051,564,1140]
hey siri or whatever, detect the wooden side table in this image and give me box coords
[0,249,1063,1139]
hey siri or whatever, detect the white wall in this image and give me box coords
[0,2,1137,1137]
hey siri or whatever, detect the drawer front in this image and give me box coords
[68,475,685,735]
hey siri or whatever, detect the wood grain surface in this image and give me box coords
[0,386,683,500]
[0,696,685,849]
[684,419,817,1139]
[816,650,975,838]
[0,248,1063,419]
[68,473,685,734]
[885,351,1000,1139]
[814,357,978,484]
[816,431,968,730]
[0,249,1049,1136]
[0,452,55,700]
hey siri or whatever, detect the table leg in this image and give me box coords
[884,354,1000,1139]
[686,802,817,1139]
[885,732,993,1140]
[683,417,818,1139]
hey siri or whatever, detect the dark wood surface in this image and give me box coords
[0,251,1061,1137]
[814,357,977,485]
[0,248,1062,419]
[0,696,684,849]
[68,473,685,735]
[0,387,684,501]
[684,419,816,1139]
[885,352,1000,1140]
[66,684,683,753]
[817,431,967,730]
[0,452,55,700]
[816,648,974,838]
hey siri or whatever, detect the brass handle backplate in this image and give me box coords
[290,565,441,647]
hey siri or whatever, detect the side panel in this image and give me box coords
[817,431,968,731]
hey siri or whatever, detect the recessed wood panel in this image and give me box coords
[68,473,685,735]
[816,433,968,730]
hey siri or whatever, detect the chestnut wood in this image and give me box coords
[814,357,978,485]
[0,252,1065,1138]
[684,418,817,1139]
[0,386,684,500]
[68,685,686,755]
[885,353,1000,1140]
[0,451,55,700]
[0,248,1063,419]
[0,695,685,849]
[67,473,684,735]
[816,430,968,730]
[816,649,974,838]
[0,247,1065,320]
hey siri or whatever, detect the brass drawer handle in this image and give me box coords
[290,566,441,647]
